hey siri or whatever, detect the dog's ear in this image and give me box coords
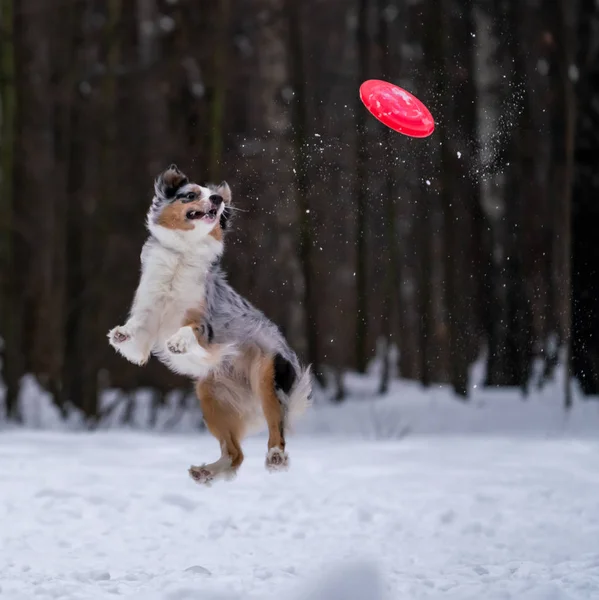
[154,164,189,201]
[214,181,232,205]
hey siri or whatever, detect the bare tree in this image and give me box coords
[354,0,370,374]
[208,0,230,182]
[286,0,323,385]
[550,0,576,406]
[0,0,20,419]
[572,0,599,396]
[376,0,401,395]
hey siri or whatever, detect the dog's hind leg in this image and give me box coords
[255,355,290,472]
[189,378,245,486]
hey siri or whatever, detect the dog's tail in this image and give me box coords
[284,365,313,432]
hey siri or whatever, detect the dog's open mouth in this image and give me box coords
[186,208,218,222]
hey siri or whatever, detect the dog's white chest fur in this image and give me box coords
[151,251,202,337]
[140,236,218,374]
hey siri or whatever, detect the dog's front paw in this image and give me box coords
[107,325,149,365]
[166,326,197,355]
[108,325,131,346]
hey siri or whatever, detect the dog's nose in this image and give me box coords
[209,194,223,205]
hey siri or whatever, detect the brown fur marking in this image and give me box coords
[209,224,223,241]
[162,167,188,190]
[183,307,210,349]
[156,202,194,231]
[156,190,213,231]
[256,356,286,451]
[197,379,245,469]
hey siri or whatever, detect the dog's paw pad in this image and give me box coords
[166,327,196,355]
[265,447,289,472]
[167,339,187,354]
[189,465,214,486]
[109,327,130,344]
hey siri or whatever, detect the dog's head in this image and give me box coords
[147,164,232,247]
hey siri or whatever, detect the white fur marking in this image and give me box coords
[107,325,150,365]
[265,446,289,472]
[166,326,208,356]
[189,454,235,487]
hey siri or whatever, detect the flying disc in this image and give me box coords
[359,79,435,138]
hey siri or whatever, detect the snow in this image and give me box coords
[296,374,599,439]
[3,356,599,598]
[2,427,599,599]
[9,355,599,438]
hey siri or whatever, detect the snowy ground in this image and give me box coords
[2,430,599,600]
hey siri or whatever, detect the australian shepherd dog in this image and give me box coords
[108,165,312,486]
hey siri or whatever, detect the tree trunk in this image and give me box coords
[550,0,575,407]
[437,0,483,398]
[286,0,323,385]
[83,0,122,421]
[436,0,471,398]
[208,0,230,182]
[572,0,599,396]
[18,0,65,407]
[415,180,434,388]
[62,0,90,419]
[485,0,535,392]
[0,0,21,420]
[354,0,369,373]
[377,0,401,395]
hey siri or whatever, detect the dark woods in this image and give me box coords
[0,0,598,423]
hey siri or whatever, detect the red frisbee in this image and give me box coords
[359,79,435,138]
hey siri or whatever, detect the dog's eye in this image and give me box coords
[186,192,196,200]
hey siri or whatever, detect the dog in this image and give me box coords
[107,165,312,486]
